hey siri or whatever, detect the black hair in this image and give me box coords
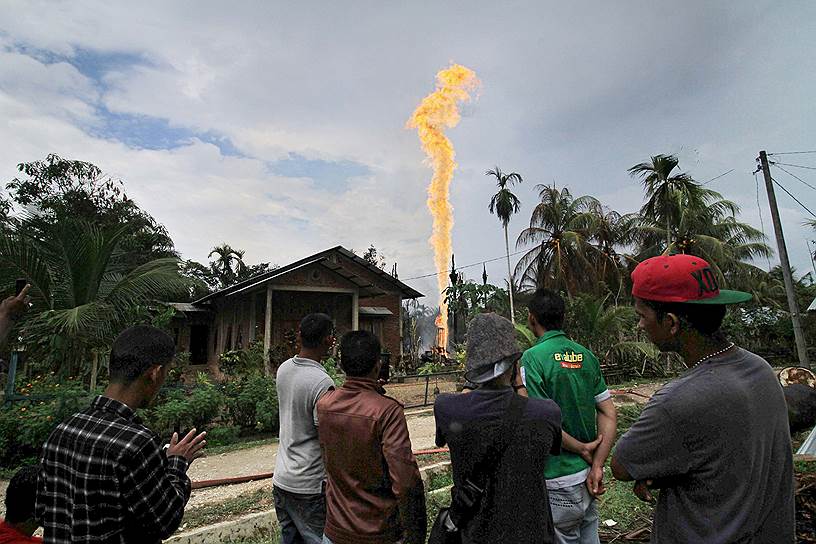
[5,465,38,523]
[109,325,175,384]
[340,330,381,377]
[640,299,727,339]
[299,313,334,348]
[528,288,566,331]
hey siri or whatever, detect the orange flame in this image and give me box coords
[434,313,446,349]
[407,63,480,349]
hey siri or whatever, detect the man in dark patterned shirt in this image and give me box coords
[35,326,207,544]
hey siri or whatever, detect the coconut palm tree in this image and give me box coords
[515,185,599,294]
[0,219,186,375]
[486,166,523,322]
[628,154,717,250]
[583,201,640,299]
[632,190,772,287]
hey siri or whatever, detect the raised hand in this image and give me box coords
[0,284,31,321]
[167,428,207,464]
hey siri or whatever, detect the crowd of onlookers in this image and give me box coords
[0,254,797,543]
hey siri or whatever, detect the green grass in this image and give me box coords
[597,474,655,535]
[227,534,280,544]
[427,470,453,491]
[180,488,275,531]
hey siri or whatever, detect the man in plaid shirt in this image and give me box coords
[35,326,207,544]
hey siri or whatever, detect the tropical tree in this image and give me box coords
[0,218,186,375]
[632,189,772,288]
[628,154,715,250]
[4,154,177,268]
[208,244,247,288]
[514,185,599,294]
[486,167,523,322]
[583,201,639,300]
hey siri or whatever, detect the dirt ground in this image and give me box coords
[187,406,438,509]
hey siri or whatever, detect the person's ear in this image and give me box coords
[666,313,681,335]
[147,364,164,385]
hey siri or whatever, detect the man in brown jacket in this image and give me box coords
[317,330,426,544]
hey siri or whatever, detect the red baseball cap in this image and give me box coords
[631,254,752,305]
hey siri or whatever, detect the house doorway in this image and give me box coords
[190,325,210,364]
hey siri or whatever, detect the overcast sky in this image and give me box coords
[1,1,815,302]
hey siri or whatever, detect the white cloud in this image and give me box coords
[1,0,815,304]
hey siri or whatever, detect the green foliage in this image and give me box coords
[223,375,279,433]
[322,356,345,387]
[0,375,89,467]
[418,361,443,375]
[0,218,187,376]
[515,323,537,350]
[219,340,266,376]
[205,425,241,447]
[141,381,224,438]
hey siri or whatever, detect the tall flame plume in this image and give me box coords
[407,63,479,350]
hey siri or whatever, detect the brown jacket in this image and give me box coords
[317,378,426,544]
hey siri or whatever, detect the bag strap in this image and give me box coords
[469,392,527,490]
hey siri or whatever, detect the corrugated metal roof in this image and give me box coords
[359,306,394,316]
[168,302,211,313]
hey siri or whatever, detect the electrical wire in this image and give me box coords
[772,162,816,171]
[401,248,529,281]
[772,163,816,193]
[768,150,816,156]
[702,169,735,185]
[770,176,816,219]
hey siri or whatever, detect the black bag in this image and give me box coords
[428,393,527,544]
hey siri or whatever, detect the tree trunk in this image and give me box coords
[504,225,516,323]
[90,351,99,391]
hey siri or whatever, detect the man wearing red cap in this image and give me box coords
[611,254,794,543]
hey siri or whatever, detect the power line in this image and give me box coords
[702,169,735,185]
[401,248,529,281]
[770,176,816,219]
[768,150,816,156]
[772,161,816,171]
[772,163,816,193]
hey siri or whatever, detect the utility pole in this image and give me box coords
[758,150,810,369]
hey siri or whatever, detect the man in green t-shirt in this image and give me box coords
[519,289,617,544]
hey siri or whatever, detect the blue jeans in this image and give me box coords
[548,482,600,544]
[273,485,326,544]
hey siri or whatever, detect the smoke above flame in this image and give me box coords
[407,63,479,349]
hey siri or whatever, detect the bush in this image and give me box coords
[141,379,224,438]
[223,375,278,431]
[206,425,241,447]
[220,341,266,376]
[0,374,89,468]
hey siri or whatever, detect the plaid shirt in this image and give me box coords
[35,396,191,544]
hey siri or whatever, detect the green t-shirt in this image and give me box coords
[521,330,609,481]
